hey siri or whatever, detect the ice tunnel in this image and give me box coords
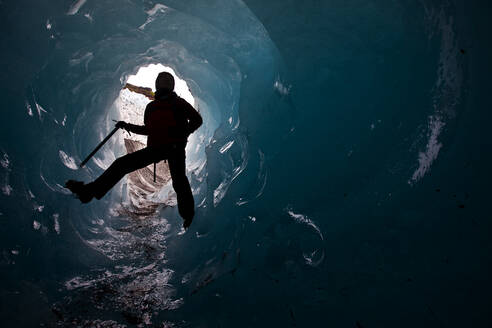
[1,0,491,327]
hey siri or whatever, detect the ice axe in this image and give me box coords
[79,126,120,168]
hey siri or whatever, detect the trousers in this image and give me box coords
[88,144,194,219]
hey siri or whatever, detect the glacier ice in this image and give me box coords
[0,0,490,327]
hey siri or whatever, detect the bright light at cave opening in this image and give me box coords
[127,63,195,106]
[117,63,197,147]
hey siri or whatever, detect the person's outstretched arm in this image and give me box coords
[116,121,148,135]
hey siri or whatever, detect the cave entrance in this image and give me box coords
[126,63,195,106]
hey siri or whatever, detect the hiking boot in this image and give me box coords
[65,180,94,203]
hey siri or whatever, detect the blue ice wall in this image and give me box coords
[1,0,491,327]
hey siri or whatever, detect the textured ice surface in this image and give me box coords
[0,0,490,327]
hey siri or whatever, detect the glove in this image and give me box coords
[115,121,129,130]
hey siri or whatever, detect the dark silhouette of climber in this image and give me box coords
[66,72,202,228]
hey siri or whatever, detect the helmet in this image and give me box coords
[155,72,175,91]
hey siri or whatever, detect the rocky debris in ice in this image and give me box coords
[33,221,41,230]
[409,115,444,184]
[2,185,12,196]
[274,78,291,96]
[0,153,10,168]
[67,0,87,15]
[25,100,33,116]
[59,150,78,170]
[53,214,60,234]
[33,204,44,212]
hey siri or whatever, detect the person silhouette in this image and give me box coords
[66,72,202,228]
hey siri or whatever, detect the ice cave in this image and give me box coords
[0,0,491,327]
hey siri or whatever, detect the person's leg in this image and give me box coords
[87,147,163,200]
[168,147,195,227]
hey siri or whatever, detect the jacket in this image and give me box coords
[126,90,203,148]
